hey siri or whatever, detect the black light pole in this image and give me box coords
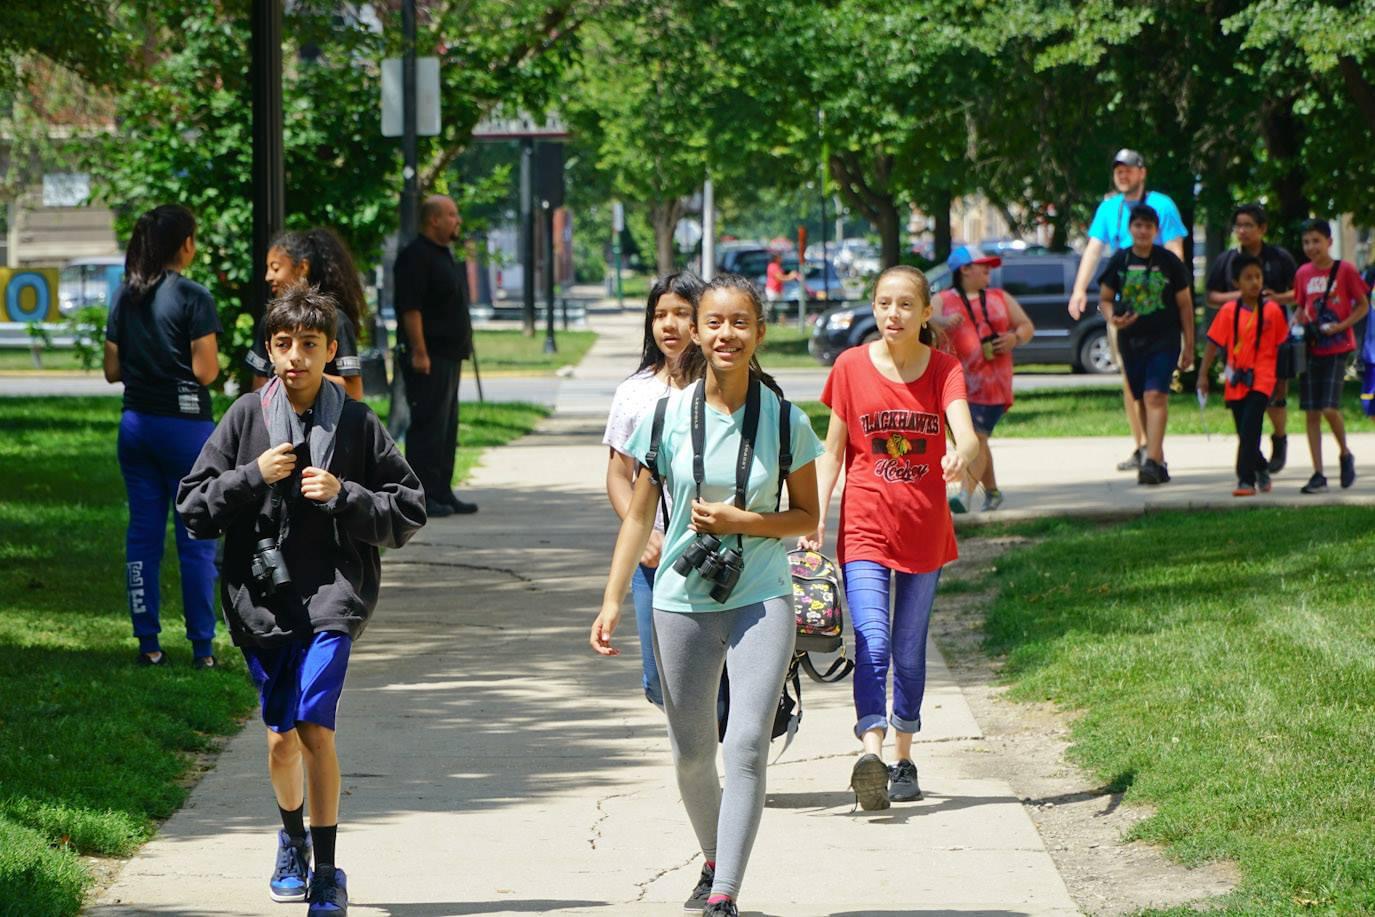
[520,138,536,334]
[250,0,284,322]
[542,198,557,353]
[399,0,418,243]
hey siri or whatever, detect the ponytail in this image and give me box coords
[123,205,196,306]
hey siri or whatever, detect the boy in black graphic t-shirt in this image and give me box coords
[1098,204,1195,486]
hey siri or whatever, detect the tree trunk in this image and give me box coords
[875,198,900,269]
[1260,95,1310,255]
[649,198,684,276]
[1338,56,1375,136]
[931,189,953,263]
[1048,202,1072,252]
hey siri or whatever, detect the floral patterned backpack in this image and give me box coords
[789,549,854,683]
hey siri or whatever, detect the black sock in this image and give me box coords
[278,804,306,841]
[311,824,337,868]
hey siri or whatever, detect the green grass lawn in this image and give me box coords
[470,329,597,373]
[758,323,822,368]
[0,395,546,916]
[974,508,1375,913]
[796,380,1373,441]
[0,349,93,372]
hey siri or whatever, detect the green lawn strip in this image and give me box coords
[0,395,545,915]
[798,380,1372,440]
[757,324,822,368]
[982,507,1375,913]
[0,349,93,372]
[470,329,597,373]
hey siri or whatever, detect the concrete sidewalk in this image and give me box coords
[89,324,1081,916]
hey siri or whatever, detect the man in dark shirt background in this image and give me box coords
[395,194,477,517]
[1205,203,1298,474]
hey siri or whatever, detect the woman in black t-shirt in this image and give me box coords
[102,204,222,668]
[246,227,367,399]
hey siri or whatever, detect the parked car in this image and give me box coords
[809,251,1111,373]
[780,260,846,303]
[58,256,124,316]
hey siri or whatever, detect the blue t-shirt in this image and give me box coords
[1087,190,1187,251]
[625,383,824,613]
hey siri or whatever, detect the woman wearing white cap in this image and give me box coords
[933,245,1034,512]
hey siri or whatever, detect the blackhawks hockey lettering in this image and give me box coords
[858,410,940,484]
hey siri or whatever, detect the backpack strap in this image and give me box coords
[776,398,793,511]
[641,394,671,529]
[800,651,855,684]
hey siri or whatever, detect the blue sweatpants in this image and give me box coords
[117,410,218,657]
[844,560,941,738]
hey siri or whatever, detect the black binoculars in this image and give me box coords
[673,533,745,603]
[250,537,292,596]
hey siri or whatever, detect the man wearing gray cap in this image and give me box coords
[1068,149,1189,473]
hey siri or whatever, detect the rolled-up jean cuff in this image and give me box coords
[854,713,888,740]
[891,713,922,734]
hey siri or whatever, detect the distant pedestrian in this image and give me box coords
[102,204,220,668]
[933,245,1035,512]
[395,195,477,517]
[1293,219,1370,493]
[178,286,425,917]
[1197,254,1288,496]
[1205,203,1297,473]
[1096,204,1196,485]
[1067,148,1188,474]
[246,228,369,400]
[602,272,702,709]
[763,251,796,322]
[591,274,823,917]
[801,265,978,811]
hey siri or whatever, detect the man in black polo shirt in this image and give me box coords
[1206,203,1298,473]
[396,194,477,517]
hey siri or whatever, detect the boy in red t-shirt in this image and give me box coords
[1293,218,1370,492]
[1197,254,1288,496]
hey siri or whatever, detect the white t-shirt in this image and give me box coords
[603,368,673,532]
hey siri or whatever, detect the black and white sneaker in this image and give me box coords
[683,861,714,913]
[1300,473,1328,494]
[850,753,891,811]
[1116,446,1145,472]
[1268,434,1288,474]
[1340,452,1356,489]
[888,759,923,802]
[703,900,739,917]
[1138,458,1168,486]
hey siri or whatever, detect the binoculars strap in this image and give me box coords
[690,377,760,554]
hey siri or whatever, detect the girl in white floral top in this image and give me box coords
[602,272,702,707]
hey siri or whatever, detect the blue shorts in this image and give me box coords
[242,632,352,732]
[1122,347,1179,401]
[968,402,1007,435]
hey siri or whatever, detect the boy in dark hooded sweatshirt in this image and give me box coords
[178,285,425,916]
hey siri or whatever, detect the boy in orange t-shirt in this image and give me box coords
[1197,254,1288,496]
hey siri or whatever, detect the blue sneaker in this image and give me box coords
[308,865,348,916]
[268,830,311,902]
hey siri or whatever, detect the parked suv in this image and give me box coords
[809,252,1111,373]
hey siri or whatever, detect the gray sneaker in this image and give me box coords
[1116,446,1145,471]
[888,759,923,802]
[850,753,891,811]
[981,489,1004,512]
[683,861,714,912]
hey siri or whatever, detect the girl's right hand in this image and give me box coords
[797,521,825,552]
[257,442,296,485]
[590,605,622,656]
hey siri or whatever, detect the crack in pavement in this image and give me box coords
[386,558,539,584]
[588,791,637,850]
[632,852,699,902]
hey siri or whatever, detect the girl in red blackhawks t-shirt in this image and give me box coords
[800,265,979,811]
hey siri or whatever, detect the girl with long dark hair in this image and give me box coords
[602,272,702,708]
[591,274,823,917]
[247,227,368,399]
[102,204,221,667]
[801,264,979,810]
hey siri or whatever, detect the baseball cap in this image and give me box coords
[947,245,1001,272]
[1112,148,1145,168]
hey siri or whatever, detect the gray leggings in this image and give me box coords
[652,597,796,899]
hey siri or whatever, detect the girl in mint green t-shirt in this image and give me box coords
[590,274,823,917]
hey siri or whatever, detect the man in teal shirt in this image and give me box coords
[1068,149,1189,473]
